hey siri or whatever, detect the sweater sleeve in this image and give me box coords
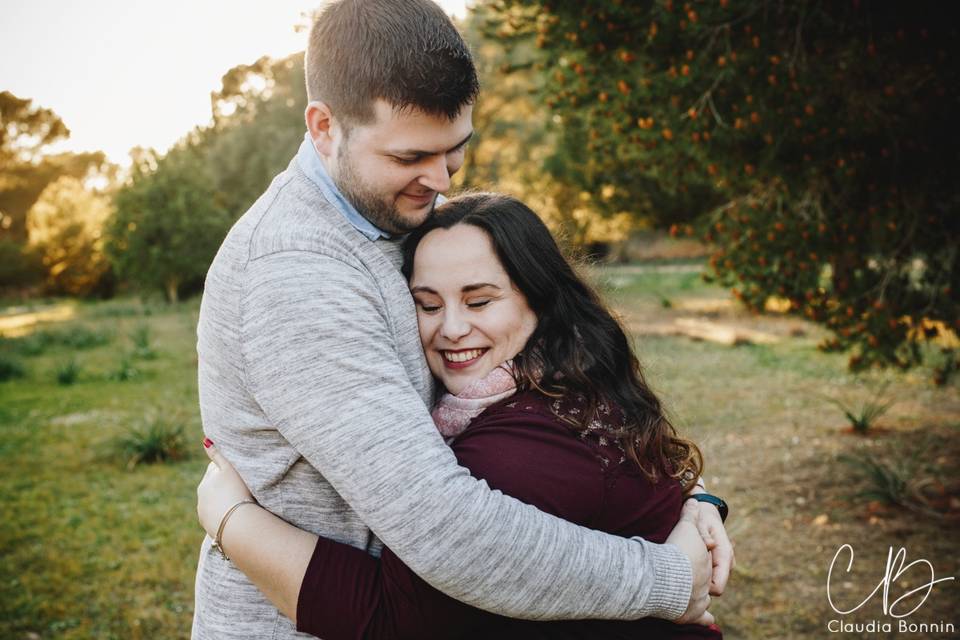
[296,406,592,638]
[242,253,692,622]
[296,405,687,639]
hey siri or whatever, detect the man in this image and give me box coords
[192,0,731,637]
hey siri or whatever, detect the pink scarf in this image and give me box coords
[431,361,518,438]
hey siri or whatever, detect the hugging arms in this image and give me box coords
[196,194,732,638]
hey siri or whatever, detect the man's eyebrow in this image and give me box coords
[389,131,474,157]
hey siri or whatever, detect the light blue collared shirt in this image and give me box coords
[296,132,391,241]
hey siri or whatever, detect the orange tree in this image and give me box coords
[485,0,959,380]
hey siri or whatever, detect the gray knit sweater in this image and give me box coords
[191,157,692,639]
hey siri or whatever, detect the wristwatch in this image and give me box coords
[687,493,728,522]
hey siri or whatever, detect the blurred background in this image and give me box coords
[1,1,958,638]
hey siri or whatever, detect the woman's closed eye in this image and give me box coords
[466,299,491,309]
[416,301,441,313]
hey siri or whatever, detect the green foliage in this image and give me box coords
[60,326,113,350]
[3,325,112,357]
[0,239,44,288]
[26,176,113,296]
[839,453,910,506]
[206,54,308,217]
[114,415,188,469]
[129,323,157,359]
[931,347,960,387]
[0,90,69,166]
[822,380,895,433]
[1,91,112,292]
[100,54,308,303]
[0,352,26,382]
[107,144,232,302]
[487,1,959,373]
[108,354,140,382]
[839,451,945,518]
[822,380,895,434]
[459,6,634,245]
[54,357,81,385]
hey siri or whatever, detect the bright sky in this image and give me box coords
[1,0,469,165]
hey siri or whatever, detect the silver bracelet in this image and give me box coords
[213,499,257,561]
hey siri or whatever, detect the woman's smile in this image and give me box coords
[440,347,489,368]
[409,224,537,395]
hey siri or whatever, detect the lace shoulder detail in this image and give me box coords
[548,392,632,470]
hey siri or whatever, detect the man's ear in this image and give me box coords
[305,101,336,158]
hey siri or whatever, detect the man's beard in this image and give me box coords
[335,148,437,235]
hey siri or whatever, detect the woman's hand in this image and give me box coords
[667,499,715,626]
[197,438,255,540]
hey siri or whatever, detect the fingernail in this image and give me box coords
[203,437,213,448]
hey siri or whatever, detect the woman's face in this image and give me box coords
[410,224,537,395]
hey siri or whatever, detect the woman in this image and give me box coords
[197,193,724,639]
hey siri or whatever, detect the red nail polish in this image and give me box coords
[203,437,213,448]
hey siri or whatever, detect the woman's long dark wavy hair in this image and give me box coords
[402,192,703,491]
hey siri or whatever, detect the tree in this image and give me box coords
[26,176,113,296]
[1,90,69,167]
[107,144,232,302]
[486,0,959,377]
[1,92,110,291]
[204,54,307,219]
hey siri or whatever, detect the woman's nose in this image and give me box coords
[440,308,470,341]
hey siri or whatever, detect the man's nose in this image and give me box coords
[440,307,470,341]
[418,156,452,193]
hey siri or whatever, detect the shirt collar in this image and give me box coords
[296,132,391,241]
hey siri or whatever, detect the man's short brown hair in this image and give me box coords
[306,0,479,124]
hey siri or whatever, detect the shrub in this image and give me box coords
[59,326,113,350]
[114,416,188,469]
[130,324,157,360]
[0,353,26,382]
[108,354,139,382]
[10,332,52,356]
[822,381,894,434]
[55,358,81,385]
[4,326,112,357]
[839,453,943,518]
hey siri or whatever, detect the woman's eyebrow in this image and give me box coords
[461,283,501,293]
[409,282,501,295]
[409,285,438,295]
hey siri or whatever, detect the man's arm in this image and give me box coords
[239,252,698,620]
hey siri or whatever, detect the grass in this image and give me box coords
[0,352,26,381]
[821,381,896,434]
[130,323,157,360]
[2,325,113,357]
[109,353,141,382]
[1,276,958,640]
[114,415,190,469]
[55,357,82,385]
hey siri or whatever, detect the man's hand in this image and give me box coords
[665,499,714,626]
[691,492,735,595]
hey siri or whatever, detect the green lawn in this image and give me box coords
[2,269,958,639]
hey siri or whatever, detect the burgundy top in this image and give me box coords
[297,390,722,640]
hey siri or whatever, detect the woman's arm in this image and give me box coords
[198,410,712,639]
[197,442,316,621]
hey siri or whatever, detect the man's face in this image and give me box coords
[328,99,474,235]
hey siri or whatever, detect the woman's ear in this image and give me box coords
[305,101,336,159]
